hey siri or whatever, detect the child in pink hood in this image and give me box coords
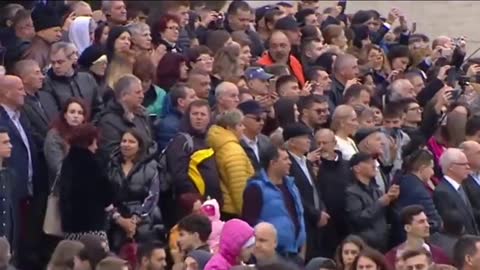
[204,219,255,270]
[201,199,224,253]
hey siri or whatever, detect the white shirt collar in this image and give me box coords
[1,104,19,119]
[290,152,307,163]
[242,135,258,145]
[444,175,461,190]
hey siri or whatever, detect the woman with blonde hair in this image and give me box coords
[212,42,244,85]
[364,44,391,85]
[322,24,348,52]
[331,105,360,160]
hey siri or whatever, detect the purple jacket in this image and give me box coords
[204,219,254,270]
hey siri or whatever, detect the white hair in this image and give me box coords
[439,148,465,174]
[215,81,237,99]
[128,22,150,37]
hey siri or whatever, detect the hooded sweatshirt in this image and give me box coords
[204,219,254,270]
[201,199,225,253]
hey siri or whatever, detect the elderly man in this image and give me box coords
[460,141,480,226]
[22,4,62,72]
[387,79,416,103]
[128,22,152,56]
[96,74,152,163]
[101,0,127,26]
[257,30,305,87]
[214,82,240,116]
[433,148,479,235]
[42,42,103,116]
[330,54,360,107]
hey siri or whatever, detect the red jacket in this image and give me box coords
[257,53,305,86]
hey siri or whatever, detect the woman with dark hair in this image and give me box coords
[334,235,367,270]
[270,97,300,146]
[133,54,166,117]
[185,45,214,74]
[107,129,160,251]
[59,123,114,241]
[105,26,135,90]
[155,52,188,91]
[351,248,389,270]
[44,98,90,185]
[151,14,182,53]
[387,45,411,73]
[93,21,110,47]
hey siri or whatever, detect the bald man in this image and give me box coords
[253,222,278,264]
[214,82,240,115]
[460,141,480,225]
[434,148,479,235]
[0,75,35,252]
[257,30,305,86]
[314,129,351,257]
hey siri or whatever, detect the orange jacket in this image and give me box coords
[257,53,306,86]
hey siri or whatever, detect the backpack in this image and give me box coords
[158,132,194,193]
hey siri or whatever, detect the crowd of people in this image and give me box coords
[0,0,480,269]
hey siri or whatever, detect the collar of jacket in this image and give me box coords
[320,150,343,167]
[47,67,77,81]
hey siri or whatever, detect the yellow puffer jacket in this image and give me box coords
[207,125,254,216]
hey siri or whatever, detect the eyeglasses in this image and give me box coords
[315,108,329,114]
[245,115,266,122]
[166,26,180,31]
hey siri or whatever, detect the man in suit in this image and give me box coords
[12,59,57,147]
[460,141,480,226]
[433,148,479,235]
[238,100,273,171]
[284,122,329,261]
[0,75,42,267]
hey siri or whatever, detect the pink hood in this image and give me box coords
[204,219,254,270]
[201,199,221,221]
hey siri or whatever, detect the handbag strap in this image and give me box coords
[50,166,62,194]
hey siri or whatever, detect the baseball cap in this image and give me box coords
[244,67,274,81]
[274,15,300,31]
[238,100,267,116]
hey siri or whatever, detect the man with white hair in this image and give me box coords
[214,82,240,116]
[101,0,127,26]
[460,141,480,226]
[433,148,479,235]
[387,79,416,103]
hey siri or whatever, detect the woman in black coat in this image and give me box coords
[59,123,114,241]
[107,129,160,251]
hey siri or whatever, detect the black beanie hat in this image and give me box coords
[78,45,106,69]
[31,4,61,32]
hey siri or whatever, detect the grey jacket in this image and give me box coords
[42,70,103,116]
[43,129,67,186]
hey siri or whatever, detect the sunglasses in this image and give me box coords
[246,115,266,122]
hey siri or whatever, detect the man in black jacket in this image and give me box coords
[329,54,359,107]
[315,129,350,257]
[346,152,399,252]
[13,59,56,148]
[42,41,103,116]
[224,1,264,57]
[238,100,272,171]
[96,74,152,165]
[284,122,328,260]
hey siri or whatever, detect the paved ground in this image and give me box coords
[247,1,480,55]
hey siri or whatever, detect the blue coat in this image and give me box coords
[154,108,182,151]
[247,170,306,254]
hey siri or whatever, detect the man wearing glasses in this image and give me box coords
[433,148,479,235]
